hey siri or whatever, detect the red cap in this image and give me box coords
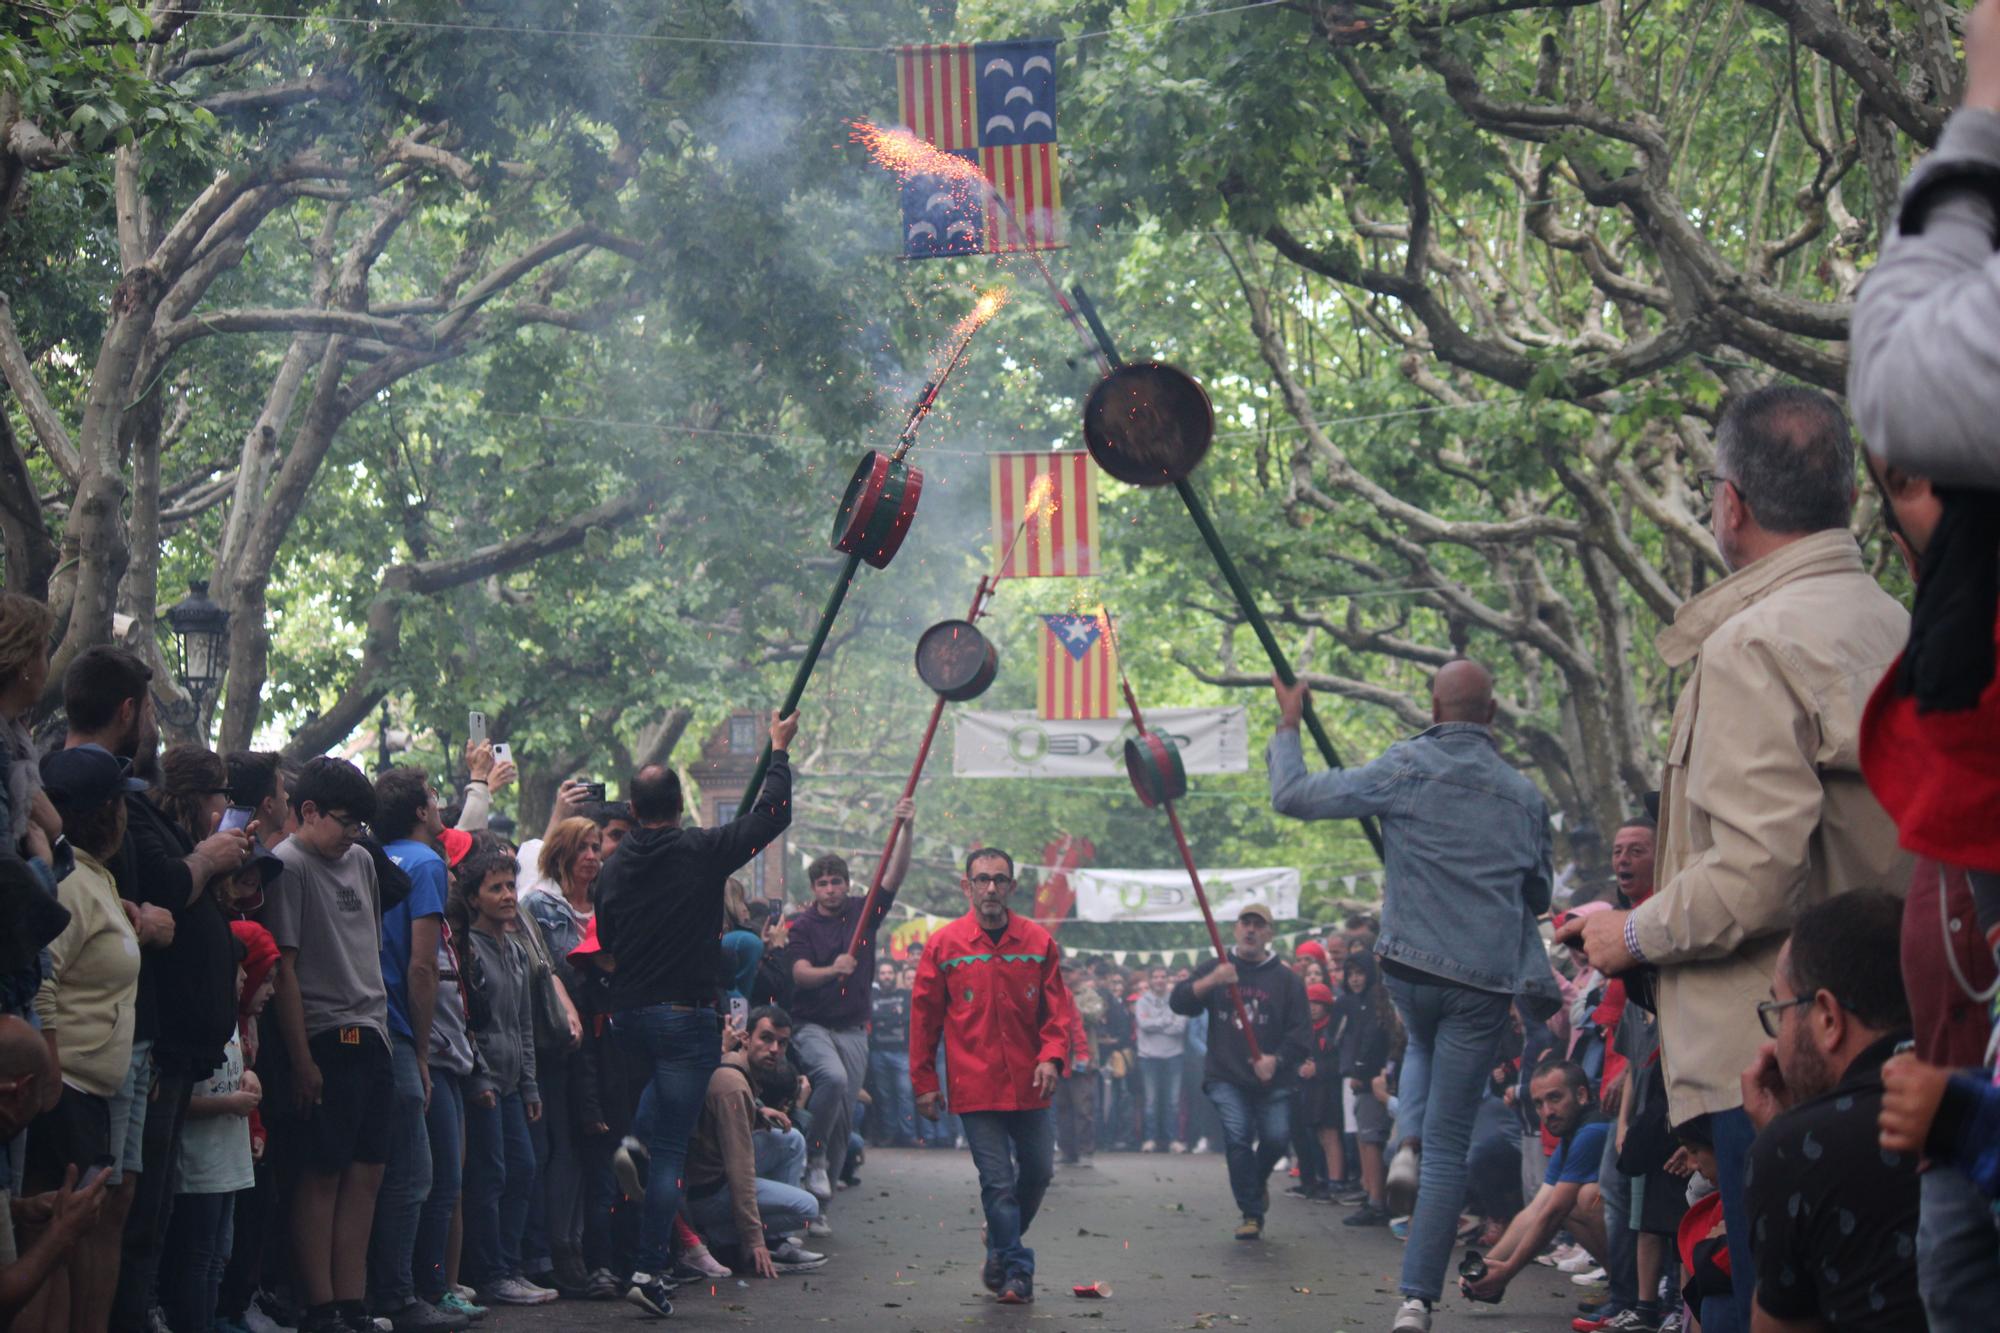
[231,920,279,1017]
[440,826,473,868]
[1295,939,1328,963]
[568,917,605,965]
[1306,982,1336,1005]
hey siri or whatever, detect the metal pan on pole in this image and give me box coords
[1081,360,1215,487]
[831,450,925,569]
[1124,731,1188,808]
[914,619,998,702]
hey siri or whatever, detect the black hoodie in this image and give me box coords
[596,754,791,1011]
[1169,951,1312,1088]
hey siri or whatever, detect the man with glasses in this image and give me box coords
[1169,903,1312,1244]
[1561,386,1911,1333]
[783,800,915,1207]
[909,848,1072,1305]
[261,756,395,1333]
[1739,890,1921,1333]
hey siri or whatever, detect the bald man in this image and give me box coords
[0,1013,108,1326]
[1268,663,1556,1333]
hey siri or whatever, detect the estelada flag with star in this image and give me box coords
[895,39,1062,257]
[1039,612,1117,720]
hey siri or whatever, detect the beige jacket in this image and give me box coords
[1630,530,1911,1122]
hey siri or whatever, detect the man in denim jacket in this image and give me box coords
[1268,660,1557,1333]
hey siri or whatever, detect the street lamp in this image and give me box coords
[163,579,230,716]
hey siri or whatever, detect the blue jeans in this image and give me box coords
[1599,1115,1636,1310]
[615,1005,721,1277]
[868,1047,916,1143]
[464,1091,537,1287]
[1918,1166,2000,1332]
[1712,1107,1756,1333]
[160,1190,232,1333]
[755,1126,807,1187]
[415,1068,464,1301]
[1139,1057,1183,1144]
[368,1034,432,1307]
[960,1109,1054,1281]
[1384,972,1512,1303]
[1203,1080,1291,1218]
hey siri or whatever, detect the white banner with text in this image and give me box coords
[951,706,1249,779]
[1070,866,1302,923]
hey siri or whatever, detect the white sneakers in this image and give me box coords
[1391,1297,1432,1331]
[1385,1143,1421,1217]
[479,1275,557,1306]
[806,1216,833,1238]
[806,1166,834,1201]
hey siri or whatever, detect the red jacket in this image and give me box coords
[909,911,1072,1113]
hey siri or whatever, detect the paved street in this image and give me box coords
[482,1147,1586,1332]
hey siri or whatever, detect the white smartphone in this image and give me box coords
[468,710,488,746]
[491,741,511,765]
[219,806,254,833]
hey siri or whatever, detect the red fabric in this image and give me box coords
[1677,1191,1729,1280]
[1900,857,1999,1067]
[1306,983,1336,1005]
[1861,627,2000,873]
[230,921,279,1019]
[908,911,1074,1113]
[440,826,473,867]
[1592,979,1630,1098]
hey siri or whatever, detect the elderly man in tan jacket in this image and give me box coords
[1562,384,1910,1333]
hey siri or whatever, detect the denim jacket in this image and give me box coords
[1268,724,1558,1012]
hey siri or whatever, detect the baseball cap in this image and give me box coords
[1306,982,1335,1005]
[1295,939,1328,962]
[247,842,285,886]
[40,744,146,816]
[1237,902,1275,925]
[440,826,473,867]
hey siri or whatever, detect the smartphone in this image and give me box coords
[468,711,488,746]
[577,780,607,803]
[76,1158,114,1192]
[219,805,254,833]
[491,741,511,765]
[728,996,748,1030]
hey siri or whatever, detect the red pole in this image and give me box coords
[843,575,996,959]
[1113,671,1263,1060]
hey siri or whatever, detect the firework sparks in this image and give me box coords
[1022,471,1056,523]
[849,119,988,191]
[950,285,1010,342]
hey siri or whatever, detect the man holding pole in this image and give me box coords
[1169,904,1313,1242]
[1268,661,1558,1333]
[909,848,1072,1305]
[784,799,916,1207]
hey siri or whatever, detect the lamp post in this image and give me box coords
[163,580,230,729]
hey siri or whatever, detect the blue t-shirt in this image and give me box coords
[381,839,449,1040]
[1545,1119,1609,1188]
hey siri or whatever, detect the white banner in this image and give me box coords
[1071,866,1302,923]
[951,706,1249,779]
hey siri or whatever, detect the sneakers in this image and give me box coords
[768,1238,828,1273]
[806,1165,834,1200]
[614,1135,650,1199]
[1391,1297,1433,1332]
[586,1268,624,1301]
[477,1277,557,1306]
[1170,1140,1187,1153]
[1343,1202,1390,1227]
[982,1252,1004,1293]
[1191,1137,1209,1153]
[381,1300,469,1332]
[1571,1267,1610,1286]
[434,1292,484,1322]
[1600,1310,1663,1333]
[1541,1243,1586,1268]
[1233,1215,1263,1241]
[244,1294,298,1333]
[1557,1248,1601,1274]
[1389,1215,1411,1240]
[1385,1143,1420,1216]
[673,1245,732,1281]
[1335,1185,1369,1205]
[625,1273,676,1319]
[997,1275,1034,1305]
[805,1216,833,1238]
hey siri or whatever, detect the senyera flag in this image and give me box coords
[895,39,1062,257]
[1038,612,1118,720]
[990,451,1097,578]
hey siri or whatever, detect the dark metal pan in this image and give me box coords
[914,619,998,702]
[1081,360,1214,487]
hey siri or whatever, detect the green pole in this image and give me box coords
[740,550,863,808]
[1071,284,1384,862]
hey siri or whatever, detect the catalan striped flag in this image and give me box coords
[1038,612,1118,720]
[895,39,1063,257]
[990,451,1098,579]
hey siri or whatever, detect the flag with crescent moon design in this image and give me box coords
[895,39,1062,258]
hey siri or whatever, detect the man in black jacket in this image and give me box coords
[597,709,796,1319]
[1169,903,1312,1242]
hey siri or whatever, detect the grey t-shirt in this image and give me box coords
[263,839,388,1040]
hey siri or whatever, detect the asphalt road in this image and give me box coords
[478,1147,1589,1332]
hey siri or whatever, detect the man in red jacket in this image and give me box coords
[910,847,1072,1305]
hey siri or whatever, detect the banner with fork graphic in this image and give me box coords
[951,705,1248,779]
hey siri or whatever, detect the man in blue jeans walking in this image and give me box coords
[909,847,1073,1305]
[1269,661,1559,1333]
[597,709,797,1319]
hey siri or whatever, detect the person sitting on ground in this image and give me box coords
[683,1006,824,1277]
[1460,1060,1608,1304]
[0,1014,108,1326]
[1742,889,1922,1332]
